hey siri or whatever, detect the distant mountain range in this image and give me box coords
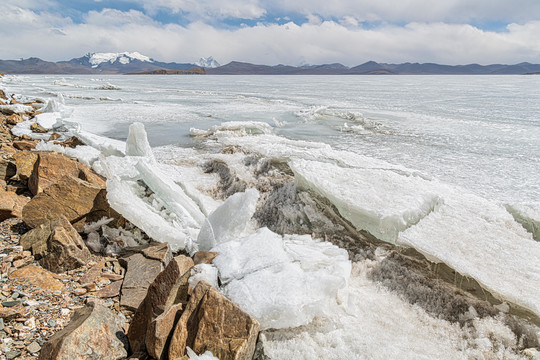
[1,52,539,75]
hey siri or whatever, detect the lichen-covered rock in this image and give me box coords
[19,216,91,273]
[169,281,260,360]
[39,302,127,360]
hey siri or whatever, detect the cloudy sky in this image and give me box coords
[1,0,540,66]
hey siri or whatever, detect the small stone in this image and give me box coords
[27,340,41,353]
[5,350,21,360]
[96,280,122,298]
[48,319,56,327]
[2,300,22,307]
[193,251,218,265]
[0,318,4,331]
[73,288,87,296]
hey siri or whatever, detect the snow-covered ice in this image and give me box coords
[213,227,351,330]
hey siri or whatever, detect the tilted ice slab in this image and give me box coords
[213,227,351,330]
[197,188,259,251]
[289,158,540,318]
[505,203,540,241]
[290,159,441,243]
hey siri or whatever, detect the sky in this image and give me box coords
[1,0,540,66]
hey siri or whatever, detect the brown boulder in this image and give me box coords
[0,89,6,99]
[6,114,23,125]
[0,187,29,221]
[55,136,85,148]
[19,216,91,273]
[28,151,105,195]
[13,140,37,151]
[30,122,48,133]
[127,255,194,358]
[193,251,218,265]
[48,132,61,141]
[9,265,64,292]
[22,174,118,231]
[169,281,260,360]
[39,302,127,360]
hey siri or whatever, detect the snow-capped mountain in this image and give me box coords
[196,56,220,68]
[61,52,199,73]
[86,52,154,68]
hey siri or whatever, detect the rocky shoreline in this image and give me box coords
[1,78,540,360]
[0,88,260,359]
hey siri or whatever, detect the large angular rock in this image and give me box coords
[19,216,91,273]
[28,152,105,195]
[39,302,127,360]
[119,243,175,313]
[0,187,29,221]
[13,151,38,182]
[127,255,194,358]
[13,140,37,151]
[22,175,119,231]
[169,281,260,360]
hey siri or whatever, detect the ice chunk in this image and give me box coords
[0,104,33,115]
[135,160,205,228]
[190,121,273,138]
[125,122,154,159]
[216,228,351,329]
[74,130,126,157]
[186,347,219,360]
[35,141,101,167]
[188,264,219,290]
[197,188,259,251]
[106,178,187,251]
[290,159,441,243]
[212,227,290,284]
[35,112,60,129]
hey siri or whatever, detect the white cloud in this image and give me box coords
[139,0,266,20]
[0,5,539,66]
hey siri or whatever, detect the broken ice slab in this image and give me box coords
[197,188,259,251]
[290,158,441,243]
[135,160,205,228]
[106,178,188,252]
[214,227,351,329]
[75,129,126,157]
[125,122,154,159]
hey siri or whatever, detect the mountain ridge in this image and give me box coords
[1,53,540,75]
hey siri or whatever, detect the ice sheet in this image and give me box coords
[190,121,273,138]
[287,158,540,318]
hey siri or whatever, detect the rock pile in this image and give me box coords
[0,90,261,359]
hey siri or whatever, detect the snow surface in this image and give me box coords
[217,131,540,319]
[87,52,152,68]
